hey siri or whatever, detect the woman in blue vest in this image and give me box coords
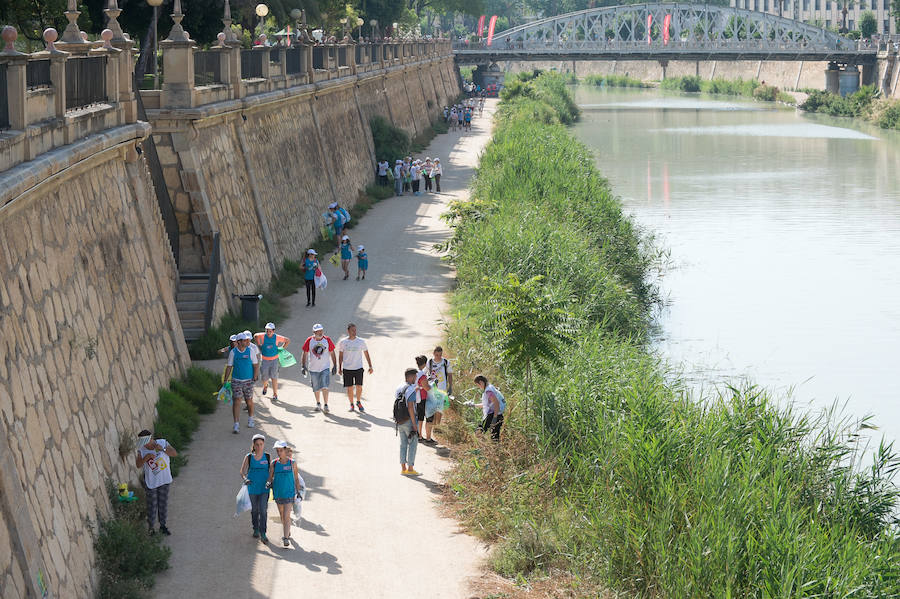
[340,235,354,280]
[303,249,319,307]
[240,434,270,543]
[267,440,304,547]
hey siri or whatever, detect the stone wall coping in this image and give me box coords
[0,121,151,209]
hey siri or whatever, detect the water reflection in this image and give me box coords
[574,86,900,442]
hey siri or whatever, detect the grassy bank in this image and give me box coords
[442,71,900,597]
[660,75,795,104]
[797,85,900,131]
[584,73,651,88]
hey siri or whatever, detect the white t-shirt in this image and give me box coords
[428,358,452,391]
[226,344,260,366]
[302,335,335,372]
[481,384,505,418]
[396,382,417,403]
[378,161,388,176]
[338,336,368,370]
[140,440,173,489]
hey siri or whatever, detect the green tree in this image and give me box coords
[893,0,900,32]
[859,9,877,37]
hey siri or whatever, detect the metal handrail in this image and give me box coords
[204,231,220,331]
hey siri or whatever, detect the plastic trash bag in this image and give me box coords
[434,389,450,410]
[234,485,251,518]
[315,272,327,289]
[277,347,297,368]
[329,253,340,266]
[216,381,232,404]
[424,392,443,419]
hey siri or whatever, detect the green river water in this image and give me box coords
[572,85,900,443]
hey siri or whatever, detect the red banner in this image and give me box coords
[486,15,498,46]
[663,14,671,45]
[647,14,653,44]
[286,24,292,46]
[477,15,486,38]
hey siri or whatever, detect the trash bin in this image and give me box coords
[236,294,262,324]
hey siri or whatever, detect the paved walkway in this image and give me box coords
[154,100,497,599]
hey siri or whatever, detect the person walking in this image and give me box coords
[402,158,412,194]
[410,160,420,196]
[338,323,374,412]
[303,249,319,307]
[433,158,442,192]
[301,323,337,413]
[224,332,260,434]
[475,375,505,441]
[267,440,305,548]
[414,355,433,443]
[424,346,453,443]
[393,160,403,196]
[340,235,354,280]
[423,158,433,192]
[356,244,368,280]
[254,323,290,402]
[395,368,421,476]
[377,159,389,186]
[135,429,177,536]
[239,433,271,543]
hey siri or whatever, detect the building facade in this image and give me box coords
[730,0,896,35]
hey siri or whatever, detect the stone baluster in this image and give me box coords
[0,26,27,130]
[222,0,243,100]
[37,28,70,121]
[160,0,195,107]
[253,36,270,90]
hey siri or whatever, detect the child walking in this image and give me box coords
[356,245,368,280]
[340,235,354,280]
[268,440,305,547]
[240,433,270,543]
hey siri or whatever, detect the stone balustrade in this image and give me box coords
[0,25,136,173]
[139,39,453,110]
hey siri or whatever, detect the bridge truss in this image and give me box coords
[454,3,874,63]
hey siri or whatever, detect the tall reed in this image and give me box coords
[444,71,900,597]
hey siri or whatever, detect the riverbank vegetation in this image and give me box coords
[442,71,900,597]
[659,75,795,104]
[583,73,651,88]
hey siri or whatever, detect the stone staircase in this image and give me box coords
[176,273,210,342]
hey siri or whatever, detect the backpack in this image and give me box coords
[338,207,351,225]
[246,452,271,473]
[393,385,412,424]
[427,358,449,383]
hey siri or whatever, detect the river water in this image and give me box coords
[572,86,900,443]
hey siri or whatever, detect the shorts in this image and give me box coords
[310,369,330,392]
[416,399,434,423]
[274,497,294,505]
[232,379,254,401]
[343,368,364,387]
[260,359,279,381]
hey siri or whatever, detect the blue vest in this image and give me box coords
[272,459,296,499]
[304,258,317,280]
[231,346,253,380]
[246,452,270,495]
[341,244,352,260]
[260,333,279,358]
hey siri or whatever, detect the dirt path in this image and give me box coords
[153,100,497,599]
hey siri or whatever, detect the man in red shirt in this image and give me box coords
[301,324,337,413]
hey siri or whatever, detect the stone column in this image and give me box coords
[49,52,69,119]
[278,46,288,85]
[160,0,195,108]
[253,44,270,89]
[0,27,27,130]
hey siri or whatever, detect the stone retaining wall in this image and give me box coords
[150,56,460,315]
[0,123,190,597]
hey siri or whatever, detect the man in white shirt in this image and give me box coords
[338,323,374,413]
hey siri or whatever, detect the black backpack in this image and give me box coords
[393,386,411,424]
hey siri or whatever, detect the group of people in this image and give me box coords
[443,96,483,132]
[376,156,443,197]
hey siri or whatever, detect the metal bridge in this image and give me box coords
[453,4,876,64]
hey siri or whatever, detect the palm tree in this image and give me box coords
[839,0,858,32]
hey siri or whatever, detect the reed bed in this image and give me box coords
[442,71,900,597]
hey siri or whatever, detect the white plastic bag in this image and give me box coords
[234,485,251,518]
[314,272,327,289]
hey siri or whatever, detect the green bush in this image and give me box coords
[702,77,758,96]
[660,75,701,92]
[583,74,650,88]
[878,101,900,128]
[169,379,216,415]
[776,90,797,105]
[95,518,170,598]
[154,389,198,449]
[800,85,876,117]
[370,115,410,163]
[444,69,900,598]
[752,83,778,102]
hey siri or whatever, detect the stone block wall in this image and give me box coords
[0,123,190,597]
[149,56,460,315]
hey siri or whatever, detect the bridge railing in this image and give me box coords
[0,25,136,173]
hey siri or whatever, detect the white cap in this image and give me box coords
[357,245,364,251]
[251,434,265,442]
[273,440,287,449]
[307,249,317,255]
[312,323,324,332]
[265,322,275,330]
[239,332,251,340]
[342,235,349,241]
[243,330,252,337]
[328,202,338,208]
[229,334,237,341]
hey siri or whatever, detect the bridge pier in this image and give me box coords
[658,60,669,80]
[826,62,861,96]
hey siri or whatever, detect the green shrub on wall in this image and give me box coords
[370,115,411,163]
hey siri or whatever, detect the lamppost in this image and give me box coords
[255,3,269,42]
[340,17,348,40]
[357,17,364,40]
[146,0,163,89]
[369,19,378,39]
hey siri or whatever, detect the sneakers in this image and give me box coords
[323,404,330,414]
[357,401,365,413]
[272,395,278,402]
[402,469,422,476]
[282,537,290,547]
[247,417,255,428]
[159,526,171,536]
[260,532,268,543]
[422,438,437,446]
[232,422,240,434]
[253,529,260,538]
[315,402,322,412]
[349,403,355,412]
[262,386,267,396]
[148,527,156,536]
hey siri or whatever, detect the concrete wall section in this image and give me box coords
[0,123,189,598]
